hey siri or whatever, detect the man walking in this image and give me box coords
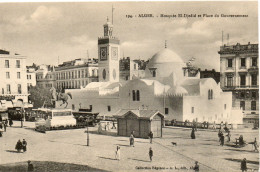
[149,147,153,162]
[22,139,27,152]
[148,131,153,144]
[241,158,247,172]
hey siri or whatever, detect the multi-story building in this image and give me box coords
[0,49,29,107]
[119,57,147,81]
[200,69,220,83]
[26,67,37,90]
[55,58,98,90]
[219,42,258,124]
[36,64,56,89]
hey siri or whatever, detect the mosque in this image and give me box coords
[64,19,243,125]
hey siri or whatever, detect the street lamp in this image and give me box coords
[86,116,89,146]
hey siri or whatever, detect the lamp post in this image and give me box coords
[86,117,89,146]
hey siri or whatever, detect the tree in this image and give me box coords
[28,86,53,108]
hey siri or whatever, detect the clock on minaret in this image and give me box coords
[100,47,107,60]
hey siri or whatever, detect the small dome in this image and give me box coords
[148,48,183,65]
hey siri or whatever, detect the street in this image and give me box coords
[0,121,259,172]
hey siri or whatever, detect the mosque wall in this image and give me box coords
[182,91,233,123]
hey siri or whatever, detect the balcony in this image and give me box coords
[222,85,259,90]
[248,66,258,73]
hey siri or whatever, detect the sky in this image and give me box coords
[0,1,258,71]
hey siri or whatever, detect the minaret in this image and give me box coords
[98,17,120,82]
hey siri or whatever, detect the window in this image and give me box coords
[228,59,232,68]
[251,74,257,86]
[165,108,169,115]
[240,91,245,99]
[5,60,9,68]
[72,104,75,110]
[208,89,213,99]
[78,71,81,78]
[191,107,194,114]
[6,84,11,94]
[17,84,22,94]
[251,101,256,110]
[6,72,10,79]
[241,58,246,67]
[240,101,245,110]
[16,60,20,68]
[132,90,136,101]
[134,64,137,70]
[224,104,227,110]
[227,76,233,87]
[136,90,140,101]
[240,75,246,86]
[252,57,257,67]
[152,70,156,77]
[17,72,21,79]
[108,106,111,112]
[252,91,257,99]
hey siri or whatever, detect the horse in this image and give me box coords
[57,92,72,108]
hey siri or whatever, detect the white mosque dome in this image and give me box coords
[148,48,183,65]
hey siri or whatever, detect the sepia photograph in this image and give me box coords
[0,1,259,171]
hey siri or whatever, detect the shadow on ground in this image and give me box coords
[224,148,256,153]
[98,156,117,161]
[225,158,259,165]
[0,161,107,172]
[128,158,151,163]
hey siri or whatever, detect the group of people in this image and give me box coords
[114,131,154,162]
[15,139,27,153]
[0,119,13,137]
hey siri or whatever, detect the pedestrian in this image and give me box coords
[220,134,225,146]
[98,123,102,134]
[130,133,135,147]
[115,146,120,160]
[3,121,6,132]
[148,131,153,144]
[149,147,153,161]
[27,160,34,171]
[193,161,199,172]
[241,158,247,172]
[253,138,259,152]
[15,140,23,153]
[191,128,196,139]
[9,118,13,127]
[22,139,27,152]
[218,130,222,142]
[226,131,231,142]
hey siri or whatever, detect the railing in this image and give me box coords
[223,85,258,89]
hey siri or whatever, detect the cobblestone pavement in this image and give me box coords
[0,121,259,172]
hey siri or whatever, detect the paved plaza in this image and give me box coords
[0,121,259,172]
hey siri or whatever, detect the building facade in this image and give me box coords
[0,49,29,107]
[119,57,146,81]
[26,67,37,90]
[200,69,220,83]
[55,58,98,90]
[219,42,258,124]
[36,65,56,89]
[63,20,242,125]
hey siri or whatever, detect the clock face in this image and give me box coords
[100,47,107,60]
[113,69,116,80]
[111,47,118,60]
[102,69,106,80]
